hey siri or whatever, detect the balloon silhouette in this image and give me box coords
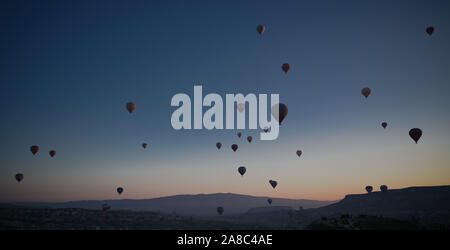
[409,128,422,144]
[271,104,288,125]
[247,136,253,143]
[217,206,224,215]
[426,26,434,36]
[361,88,371,98]
[15,173,24,183]
[365,186,373,193]
[380,185,388,192]
[231,144,238,152]
[49,150,56,158]
[381,122,387,129]
[30,145,39,155]
[256,25,265,35]
[269,180,278,189]
[282,63,290,74]
[126,102,136,114]
[238,166,246,176]
[216,142,222,149]
[117,187,123,195]
[237,103,245,113]
[296,150,302,157]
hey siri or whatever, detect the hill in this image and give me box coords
[2,186,450,229]
[227,185,450,228]
[307,185,450,223]
[10,193,335,217]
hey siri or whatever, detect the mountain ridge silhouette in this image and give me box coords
[8,192,336,216]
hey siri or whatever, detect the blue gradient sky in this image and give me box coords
[1,0,449,202]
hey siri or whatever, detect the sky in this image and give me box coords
[0,0,449,202]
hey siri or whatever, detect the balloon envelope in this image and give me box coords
[256,25,265,35]
[296,150,302,157]
[30,145,39,155]
[237,132,242,138]
[409,128,422,144]
[216,142,222,149]
[117,187,123,195]
[267,198,272,204]
[426,26,434,35]
[380,185,388,192]
[271,104,288,125]
[365,186,373,193]
[49,150,56,157]
[238,166,246,176]
[15,173,24,183]
[126,102,136,114]
[282,63,290,73]
[237,103,245,113]
[142,143,148,149]
[381,122,387,129]
[217,206,224,215]
[231,144,238,152]
[361,88,371,98]
[269,180,278,189]
[247,136,253,143]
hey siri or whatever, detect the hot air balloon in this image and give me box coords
[126,102,136,114]
[381,122,387,129]
[361,88,371,98]
[237,132,242,138]
[142,143,148,149]
[263,127,270,133]
[217,206,224,215]
[231,144,238,152]
[282,63,290,74]
[102,204,111,212]
[365,186,373,193]
[380,185,388,192]
[49,150,56,157]
[30,145,39,155]
[15,173,24,183]
[271,104,288,125]
[247,136,253,143]
[238,166,246,176]
[117,187,123,195]
[409,128,422,144]
[426,26,434,36]
[256,25,265,35]
[269,180,277,189]
[216,142,222,149]
[296,150,302,157]
[267,198,272,205]
[237,103,245,113]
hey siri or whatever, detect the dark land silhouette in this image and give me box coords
[1,185,450,230]
[8,193,335,216]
